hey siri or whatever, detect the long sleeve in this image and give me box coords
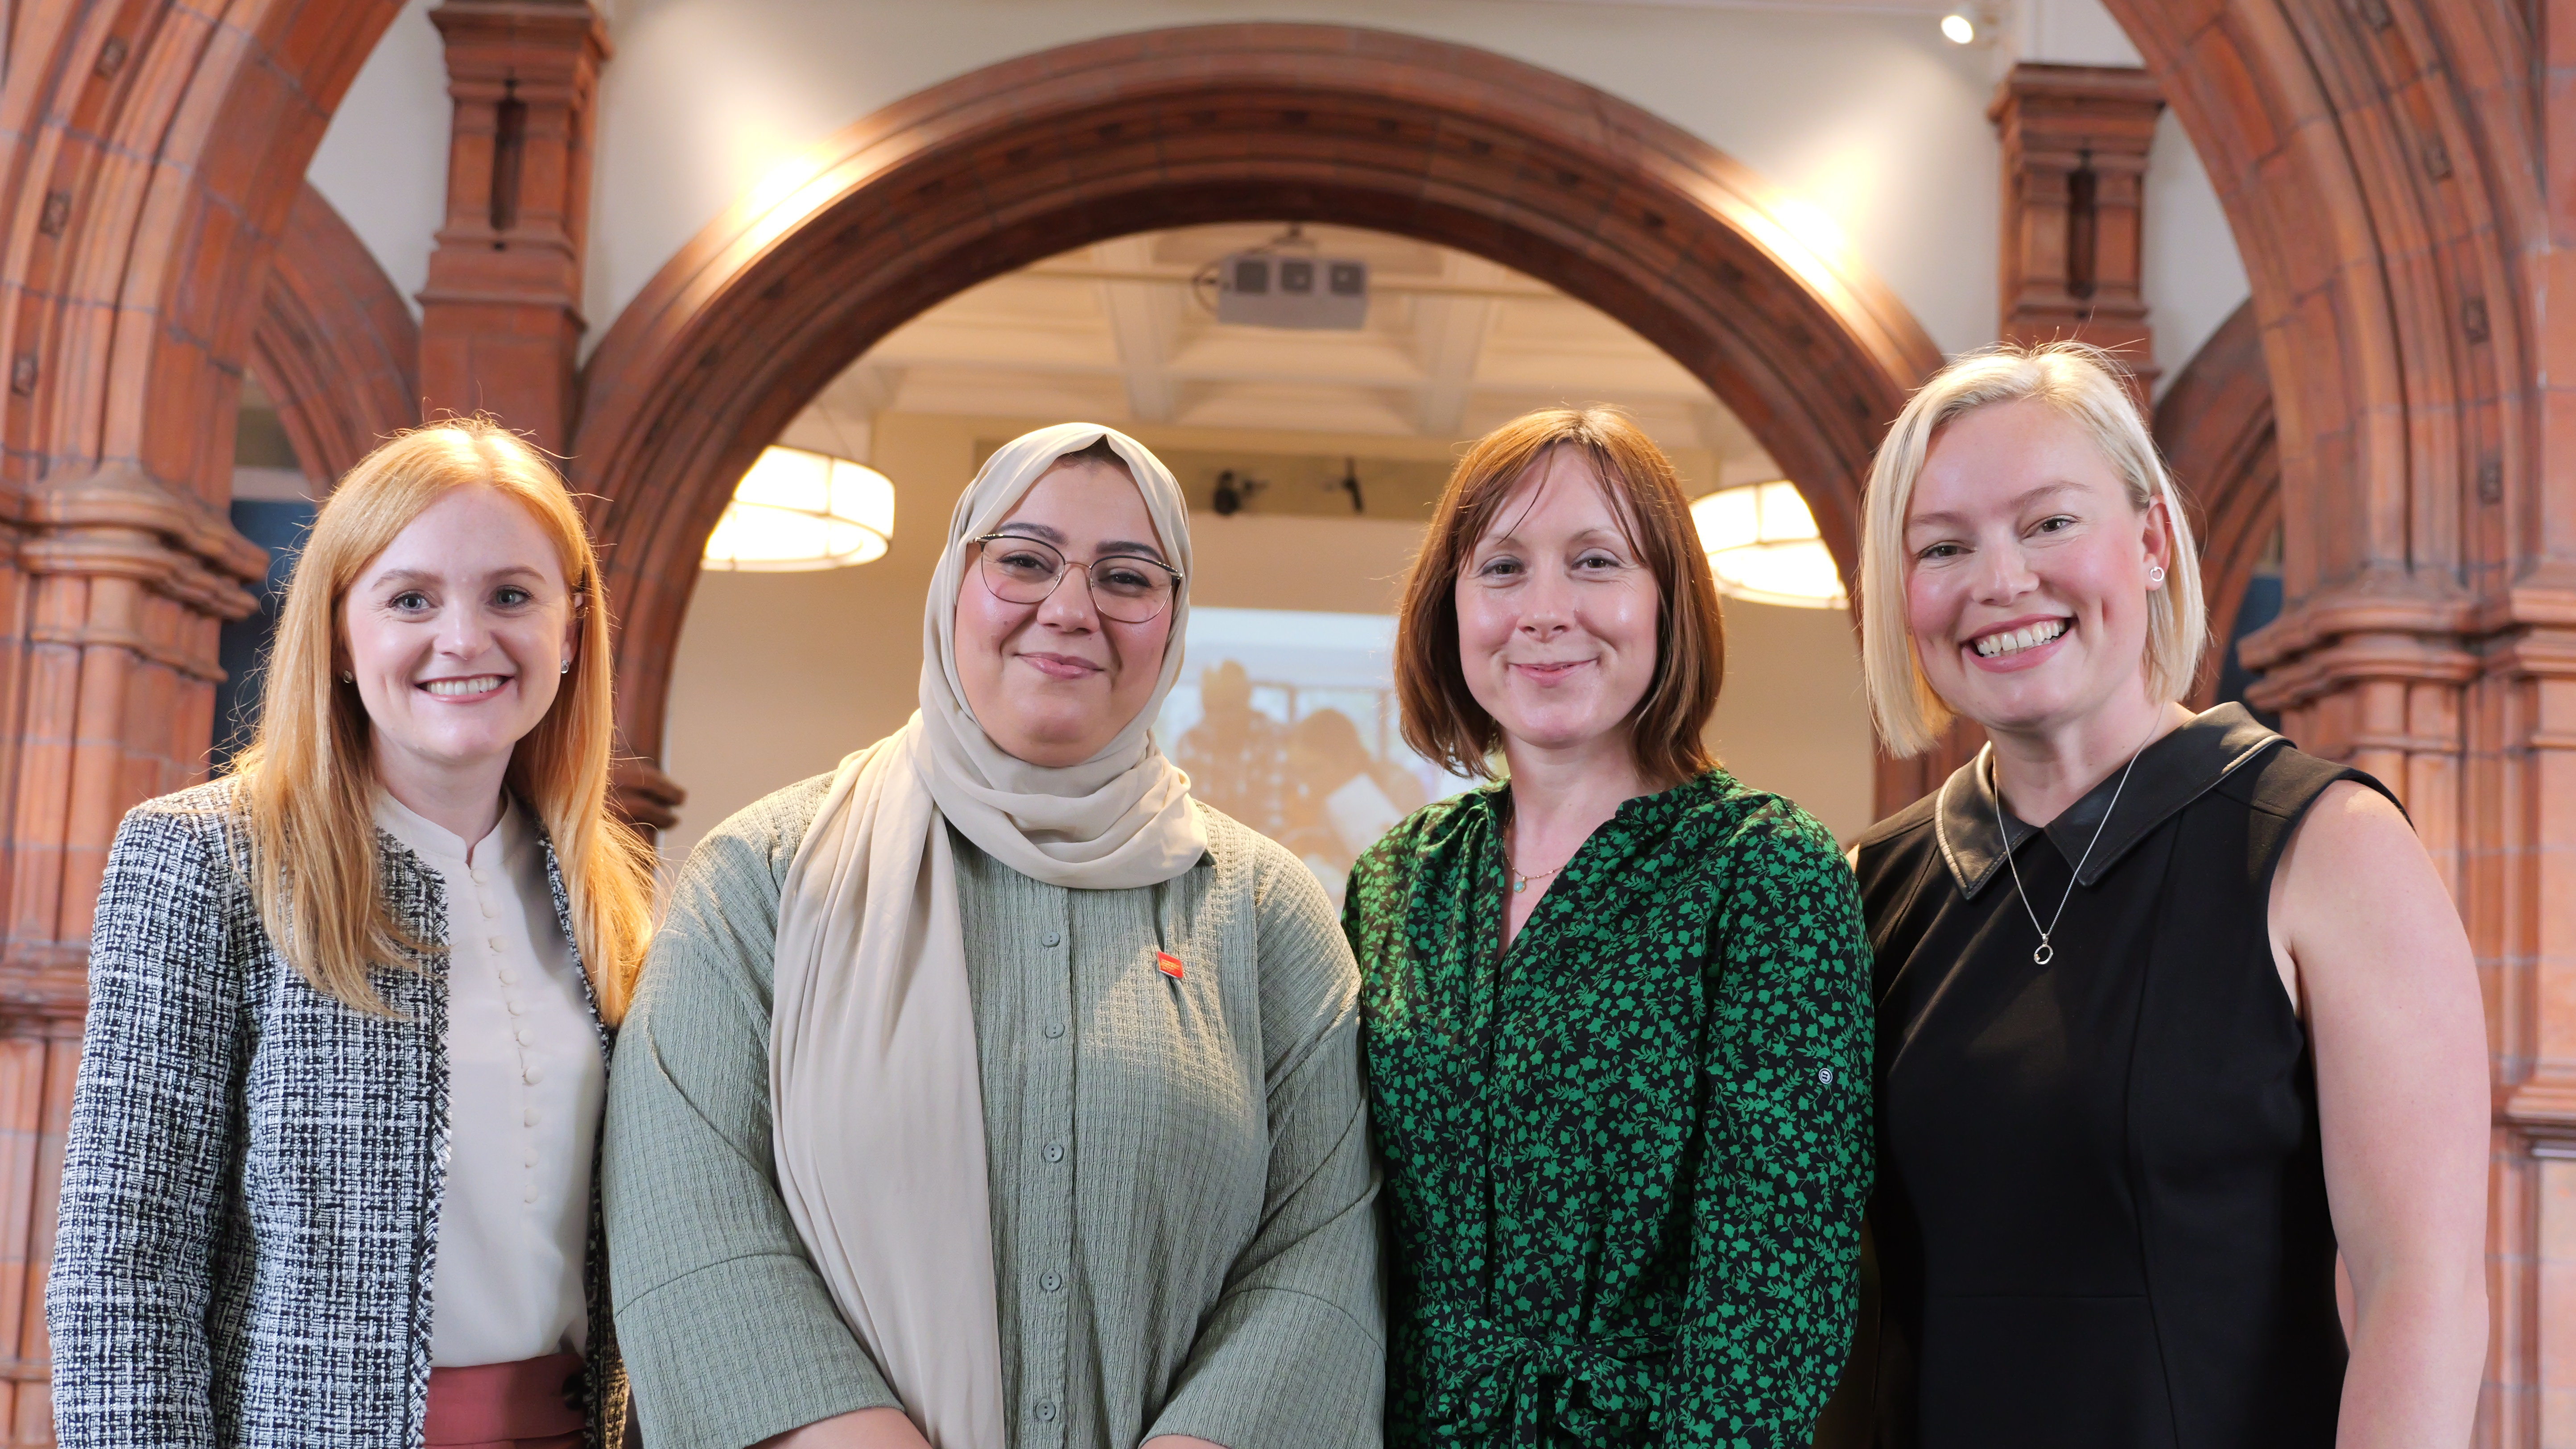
[601,782,900,1449]
[1144,845,1385,1449]
[46,806,244,1448]
[1672,802,1874,1445]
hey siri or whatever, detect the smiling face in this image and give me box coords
[342,483,577,798]
[1902,397,2173,737]
[954,459,1177,768]
[1454,446,1663,765]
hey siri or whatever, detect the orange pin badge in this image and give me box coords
[1156,951,1185,981]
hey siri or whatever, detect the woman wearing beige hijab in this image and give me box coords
[602,424,1383,1449]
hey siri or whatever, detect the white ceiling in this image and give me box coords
[790,222,1779,476]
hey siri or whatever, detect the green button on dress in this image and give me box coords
[1345,771,1872,1448]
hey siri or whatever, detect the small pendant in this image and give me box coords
[2033,940,2054,966]
[1512,878,1527,894]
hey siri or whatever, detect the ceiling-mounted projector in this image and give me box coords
[1212,250,1370,330]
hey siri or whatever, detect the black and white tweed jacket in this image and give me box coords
[46,778,630,1449]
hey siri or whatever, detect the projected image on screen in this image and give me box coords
[1158,608,1470,907]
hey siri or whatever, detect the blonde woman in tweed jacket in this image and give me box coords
[47,421,657,1449]
[602,425,1383,1449]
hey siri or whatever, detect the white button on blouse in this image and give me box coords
[374,793,605,1369]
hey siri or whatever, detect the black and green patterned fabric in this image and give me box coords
[1345,770,1872,1448]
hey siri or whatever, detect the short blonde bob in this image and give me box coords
[1395,406,1726,786]
[1858,341,2208,757]
[229,419,656,1020]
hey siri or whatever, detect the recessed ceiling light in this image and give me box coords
[702,446,896,572]
[1940,12,1977,44]
[1690,482,1848,610]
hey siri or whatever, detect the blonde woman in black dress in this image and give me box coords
[1836,343,2487,1448]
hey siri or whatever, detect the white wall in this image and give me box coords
[2143,107,2250,391]
[306,0,446,315]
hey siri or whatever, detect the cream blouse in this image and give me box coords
[374,793,603,1368]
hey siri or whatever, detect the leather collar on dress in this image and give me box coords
[1931,702,2284,900]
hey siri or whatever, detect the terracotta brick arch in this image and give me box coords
[252,183,423,488]
[569,23,1947,766]
[0,0,407,1430]
[2101,4,2572,1433]
[2103,1,2520,796]
[2154,299,2279,707]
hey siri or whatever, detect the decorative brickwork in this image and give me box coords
[0,0,406,1438]
[253,184,422,488]
[1990,63,2166,397]
[419,0,607,452]
[568,23,1949,778]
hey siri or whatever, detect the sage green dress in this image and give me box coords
[603,775,1383,1449]
[1343,771,1871,1447]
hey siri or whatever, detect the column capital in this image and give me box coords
[1989,62,2165,398]
[418,0,607,450]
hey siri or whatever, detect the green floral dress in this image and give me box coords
[1345,771,1872,1448]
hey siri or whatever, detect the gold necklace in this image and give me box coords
[1505,824,1573,895]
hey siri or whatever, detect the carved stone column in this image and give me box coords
[0,1,406,1436]
[419,0,608,451]
[1989,63,2164,397]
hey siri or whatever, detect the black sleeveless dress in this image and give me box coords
[1832,704,2394,1449]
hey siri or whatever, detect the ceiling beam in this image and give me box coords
[1414,255,1504,436]
[1094,236,1178,423]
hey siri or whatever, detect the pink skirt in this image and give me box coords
[424,1351,586,1449]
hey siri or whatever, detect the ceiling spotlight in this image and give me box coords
[1210,469,1267,517]
[1940,12,1977,43]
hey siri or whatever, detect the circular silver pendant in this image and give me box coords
[2033,941,2054,965]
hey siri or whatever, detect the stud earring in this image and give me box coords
[339,671,354,684]
[560,659,572,675]
[2148,565,2167,586]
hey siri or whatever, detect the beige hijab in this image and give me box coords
[769,423,1205,1449]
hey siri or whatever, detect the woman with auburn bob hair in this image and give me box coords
[1343,406,1872,1447]
[1837,343,2488,1447]
[48,420,656,1449]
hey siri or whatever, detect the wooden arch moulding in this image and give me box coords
[571,23,1946,769]
[252,183,424,489]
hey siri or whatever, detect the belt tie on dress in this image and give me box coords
[1413,1308,1672,1445]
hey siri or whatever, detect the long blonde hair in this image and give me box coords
[230,420,655,1021]
[1858,341,2209,757]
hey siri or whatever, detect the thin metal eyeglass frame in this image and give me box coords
[969,532,1185,624]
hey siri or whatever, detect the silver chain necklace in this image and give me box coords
[1991,718,2161,966]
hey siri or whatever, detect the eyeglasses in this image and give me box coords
[972,533,1184,624]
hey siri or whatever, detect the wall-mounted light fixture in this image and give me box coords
[1940,11,1978,43]
[1689,480,1848,609]
[702,445,895,571]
